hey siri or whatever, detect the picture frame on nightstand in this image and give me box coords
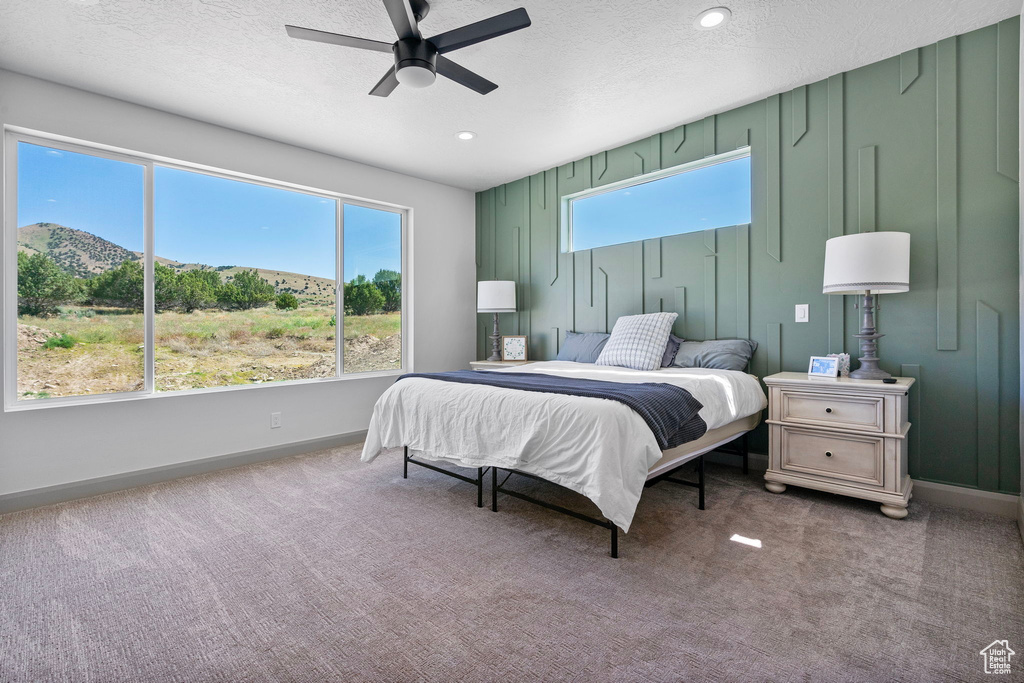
[501,335,528,361]
[808,356,839,378]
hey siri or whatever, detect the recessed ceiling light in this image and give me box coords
[455,131,476,141]
[695,7,731,30]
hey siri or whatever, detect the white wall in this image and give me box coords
[0,69,477,496]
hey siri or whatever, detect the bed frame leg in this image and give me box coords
[698,455,705,510]
[610,525,619,558]
[491,466,498,512]
[477,467,484,508]
[741,433,749,475]
[403,446,408,479]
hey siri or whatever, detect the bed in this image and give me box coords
[360,360,767,556]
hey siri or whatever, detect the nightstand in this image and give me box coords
[763,372,915,519]
[469,360,533,371]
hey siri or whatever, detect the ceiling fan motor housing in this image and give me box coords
[394,38,437,86]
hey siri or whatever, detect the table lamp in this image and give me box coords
[822,232,910,379]
[477,280,516,361]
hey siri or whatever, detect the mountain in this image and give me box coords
[18,223,336,304]
[18,223,138,278]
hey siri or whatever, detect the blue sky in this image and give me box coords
[18,142,402,282]
[572,155,752,251]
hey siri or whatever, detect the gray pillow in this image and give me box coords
[672,339,758,371]
[661,334,684,368]
[556,331,610,363]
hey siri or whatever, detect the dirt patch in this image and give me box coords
[343,334,402,373]
[18,324,52,350]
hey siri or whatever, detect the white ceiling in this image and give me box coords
[0,0,1018,191]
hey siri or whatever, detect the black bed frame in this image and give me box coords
[402,434,749,558]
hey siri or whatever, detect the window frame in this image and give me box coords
[3,127,412,411]
[559,146,752,253]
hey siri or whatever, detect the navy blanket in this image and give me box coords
[397,370,707,450]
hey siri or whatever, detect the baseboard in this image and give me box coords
[901,480,1019,519]
[708,449,1020,519]
[1018,495,1024,546]
[0,430,367,515]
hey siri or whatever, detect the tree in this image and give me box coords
[88,260,144,309]
[275,292,299,310]
[176,270,221,312]
[154,262,179,312]
[344,280,384,316]
[372,269,401,313]
[17,251,81,316]
[217,269,275,310]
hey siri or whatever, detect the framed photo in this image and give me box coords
[502,335,528,361]
[808,356,840,378]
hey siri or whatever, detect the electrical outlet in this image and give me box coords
[271,412,282,429]
[795,304,809,323]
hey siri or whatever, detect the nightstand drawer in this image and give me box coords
[780,427,884,487]
[780,390,884,432]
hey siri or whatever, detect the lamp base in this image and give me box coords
[487,312,502,361]
[850,291,892,380]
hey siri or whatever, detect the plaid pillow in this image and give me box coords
[596,312,678,371]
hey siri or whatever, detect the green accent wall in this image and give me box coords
[476,19,1021,495]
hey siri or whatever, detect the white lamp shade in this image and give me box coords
[478,280,516,312]
[823,232,910,295]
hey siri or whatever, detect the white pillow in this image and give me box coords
[595,312,678,371]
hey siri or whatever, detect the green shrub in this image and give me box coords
[344,280,385,316]
[373,270,402,313]
[17,251,83,316]
[88,260,144,309]
[218,270,275,310]
[275,292,299,310]
[264,327,286,339]
[43,333,77,350]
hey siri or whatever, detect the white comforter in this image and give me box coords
[360,361,767,532]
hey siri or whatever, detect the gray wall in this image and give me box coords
[477,19,1021,494]
[0,69,477,496]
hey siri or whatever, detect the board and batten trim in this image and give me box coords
[858,146,877,233]
[976,301,1000,491]
[996,18,1019,181]
[766,95,782,262]
[827,73,846,354]
[936,36,959,351]
[900,363,922,477]
[900,48,920,93]
[792,85,808,145]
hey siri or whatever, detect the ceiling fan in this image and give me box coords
[285,0,531,97]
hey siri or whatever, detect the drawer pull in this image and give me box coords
[825,451,833,458]
[825,407,833,414]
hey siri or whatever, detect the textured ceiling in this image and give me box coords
[0,0,1019,191]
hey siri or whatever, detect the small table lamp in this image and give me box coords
[478,280,516,361]
[822,232,910,380]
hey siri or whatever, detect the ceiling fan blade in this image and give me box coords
[381,0,421,40]
[436,56,498,95]
[369,67,401,97]
[285,25,394,53]
[429,7,531,54]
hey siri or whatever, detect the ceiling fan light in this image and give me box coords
[396,64,436,88]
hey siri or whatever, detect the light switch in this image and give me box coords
[795,304,809,323]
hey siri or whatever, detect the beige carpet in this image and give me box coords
[1,443,1022,682]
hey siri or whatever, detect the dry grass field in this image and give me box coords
[17,306,401,399]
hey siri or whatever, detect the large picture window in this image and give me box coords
[564,148,752,252]
[5,132,408,407]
